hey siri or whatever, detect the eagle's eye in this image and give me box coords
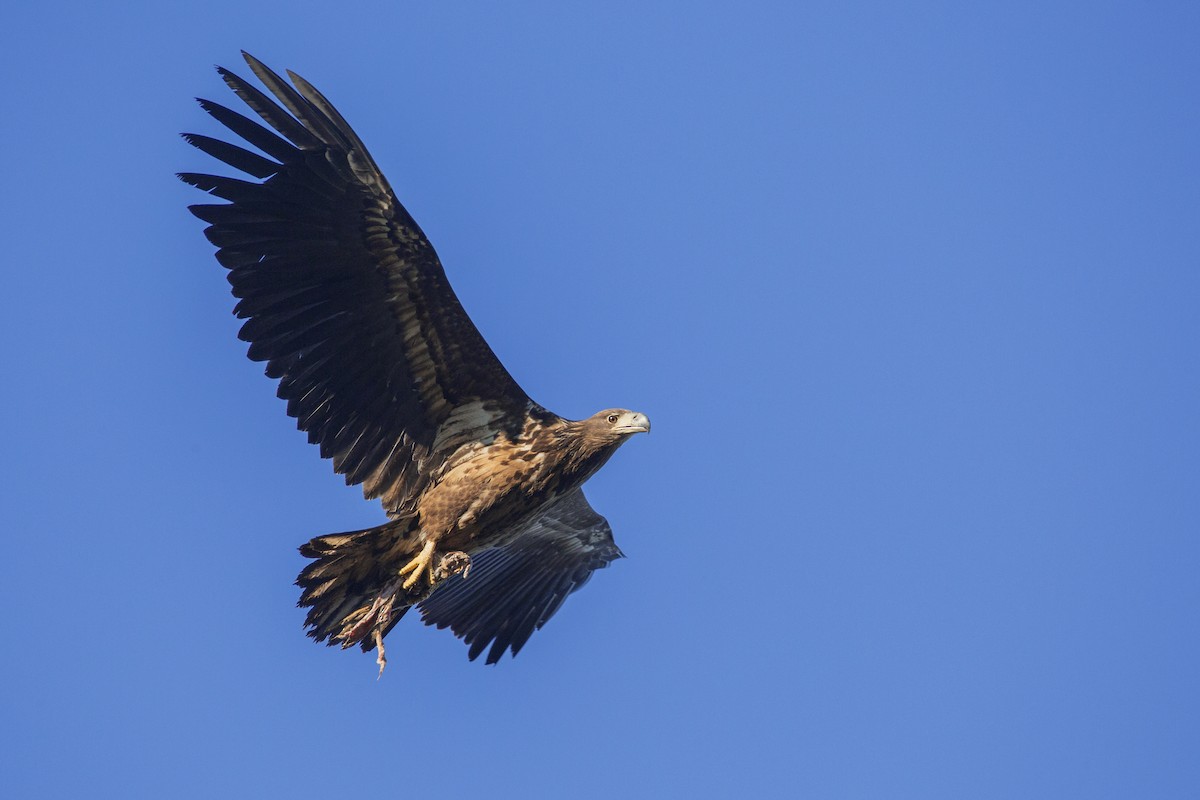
[607,414,619,424]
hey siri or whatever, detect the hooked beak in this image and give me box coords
[617,412,651,435]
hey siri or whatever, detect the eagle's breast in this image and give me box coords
[418,421,565,551]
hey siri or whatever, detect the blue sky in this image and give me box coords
[4,1,1199,797]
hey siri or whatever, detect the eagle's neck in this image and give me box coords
[548,418,623,486]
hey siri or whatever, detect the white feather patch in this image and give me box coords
[433,400,506,454]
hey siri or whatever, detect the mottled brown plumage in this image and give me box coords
[182,53,649,668]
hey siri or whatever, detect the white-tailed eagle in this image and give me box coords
[181,52,649,671]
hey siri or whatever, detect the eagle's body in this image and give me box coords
[182,53,648,668]
[417,411,616,554]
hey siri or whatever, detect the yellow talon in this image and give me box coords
[398,541,437,591]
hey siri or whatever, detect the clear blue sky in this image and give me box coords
[4,1,1198,797]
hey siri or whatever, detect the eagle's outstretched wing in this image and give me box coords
[418,489,624,664]
[181,52,538,515]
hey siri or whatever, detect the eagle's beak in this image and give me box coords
[625,412,651,434]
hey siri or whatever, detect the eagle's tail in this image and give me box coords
[296,518,422,659]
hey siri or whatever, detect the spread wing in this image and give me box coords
[181,52,538,515]
[418,489,624,664]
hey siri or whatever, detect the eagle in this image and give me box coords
[181,52,649,671]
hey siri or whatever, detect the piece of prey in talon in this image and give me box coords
[181,52,650,673]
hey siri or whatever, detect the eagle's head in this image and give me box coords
[563,409,650,457]
[588,408,651,440]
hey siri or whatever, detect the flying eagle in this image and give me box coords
[181,52,649,670]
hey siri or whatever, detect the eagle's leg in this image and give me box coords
[398,540,437,591]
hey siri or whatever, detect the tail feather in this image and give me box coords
[296,518,419,652]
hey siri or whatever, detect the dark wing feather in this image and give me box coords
[182,52,539,515]
[418,489,624,664]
